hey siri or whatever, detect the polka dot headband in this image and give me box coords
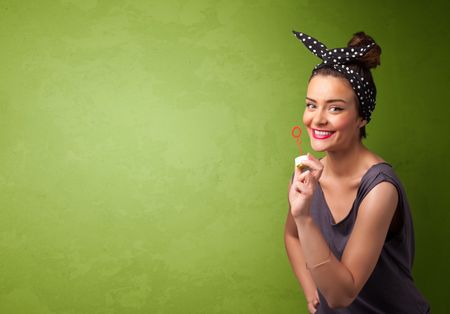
[292,30,377,122]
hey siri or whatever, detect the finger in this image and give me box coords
[294,180,305,194]
[294,159,306,175]
[295,169,305,182]
[307,303,316,314]
[296,169,309,182]
[295,177,311,193]
[294,169,309,186]
[298,158,322,171]
[294,177,314,196]
[307,152,321,163]
[298,160,323,181]
[301,153,323,169]
[298,170,315,185]
[314,290,320,302]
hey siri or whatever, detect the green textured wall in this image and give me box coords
[0,0,448,313]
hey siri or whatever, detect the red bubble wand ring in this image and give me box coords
[291,125,310,172]
[291,125,303,156]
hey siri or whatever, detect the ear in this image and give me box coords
[358,118,367,128]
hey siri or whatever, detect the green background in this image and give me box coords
[1,0,449,313]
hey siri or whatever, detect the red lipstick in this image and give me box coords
[312,129,335,139]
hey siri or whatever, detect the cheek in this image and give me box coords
[302,111,311,125]
[332,115,358,130]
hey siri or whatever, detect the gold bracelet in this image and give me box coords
[306,248,331,270]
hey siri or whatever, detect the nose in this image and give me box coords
[312,108,328,127]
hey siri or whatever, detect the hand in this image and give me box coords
[299,153,324,182]
[288,154,324,218]
[307,290,320,313]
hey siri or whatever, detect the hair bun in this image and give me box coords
[347,32,381,69]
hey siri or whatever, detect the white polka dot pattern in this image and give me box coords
[292,30,376,122]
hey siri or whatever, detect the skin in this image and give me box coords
[284,75,399,312]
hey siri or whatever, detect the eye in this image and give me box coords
[306,103,316,109]
[329,106,343,112]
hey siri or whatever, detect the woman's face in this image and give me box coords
[302,75,366,153]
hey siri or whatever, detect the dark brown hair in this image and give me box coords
[309,32,382,138]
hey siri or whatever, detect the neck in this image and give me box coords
[322,141,369,179]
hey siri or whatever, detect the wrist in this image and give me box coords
[294,214,314,228]
[290,198,312,220]
[304,289,318,303]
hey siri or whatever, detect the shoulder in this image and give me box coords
[356,163,401,224]
[352,181,399,249]
[361,180,398,211]
[360,162,402,196]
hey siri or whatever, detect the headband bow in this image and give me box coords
[292,30,377,122]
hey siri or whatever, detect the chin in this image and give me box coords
[310,141,329,152]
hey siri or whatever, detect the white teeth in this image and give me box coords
[314,130,333,136]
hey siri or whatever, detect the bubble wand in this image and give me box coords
[291,125,310,173]
[291,126,303,155]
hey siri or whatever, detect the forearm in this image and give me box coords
[284,233,318,300]
[295,216,356,308]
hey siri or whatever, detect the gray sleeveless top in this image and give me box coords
[291,162,430,313]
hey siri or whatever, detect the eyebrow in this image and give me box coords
[306,97,348,104]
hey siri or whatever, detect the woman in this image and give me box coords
[284,31,430,313]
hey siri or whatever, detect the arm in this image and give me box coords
[290,160,398,309]
[284,181,320,313]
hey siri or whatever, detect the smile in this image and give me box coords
[312,129,335,139]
